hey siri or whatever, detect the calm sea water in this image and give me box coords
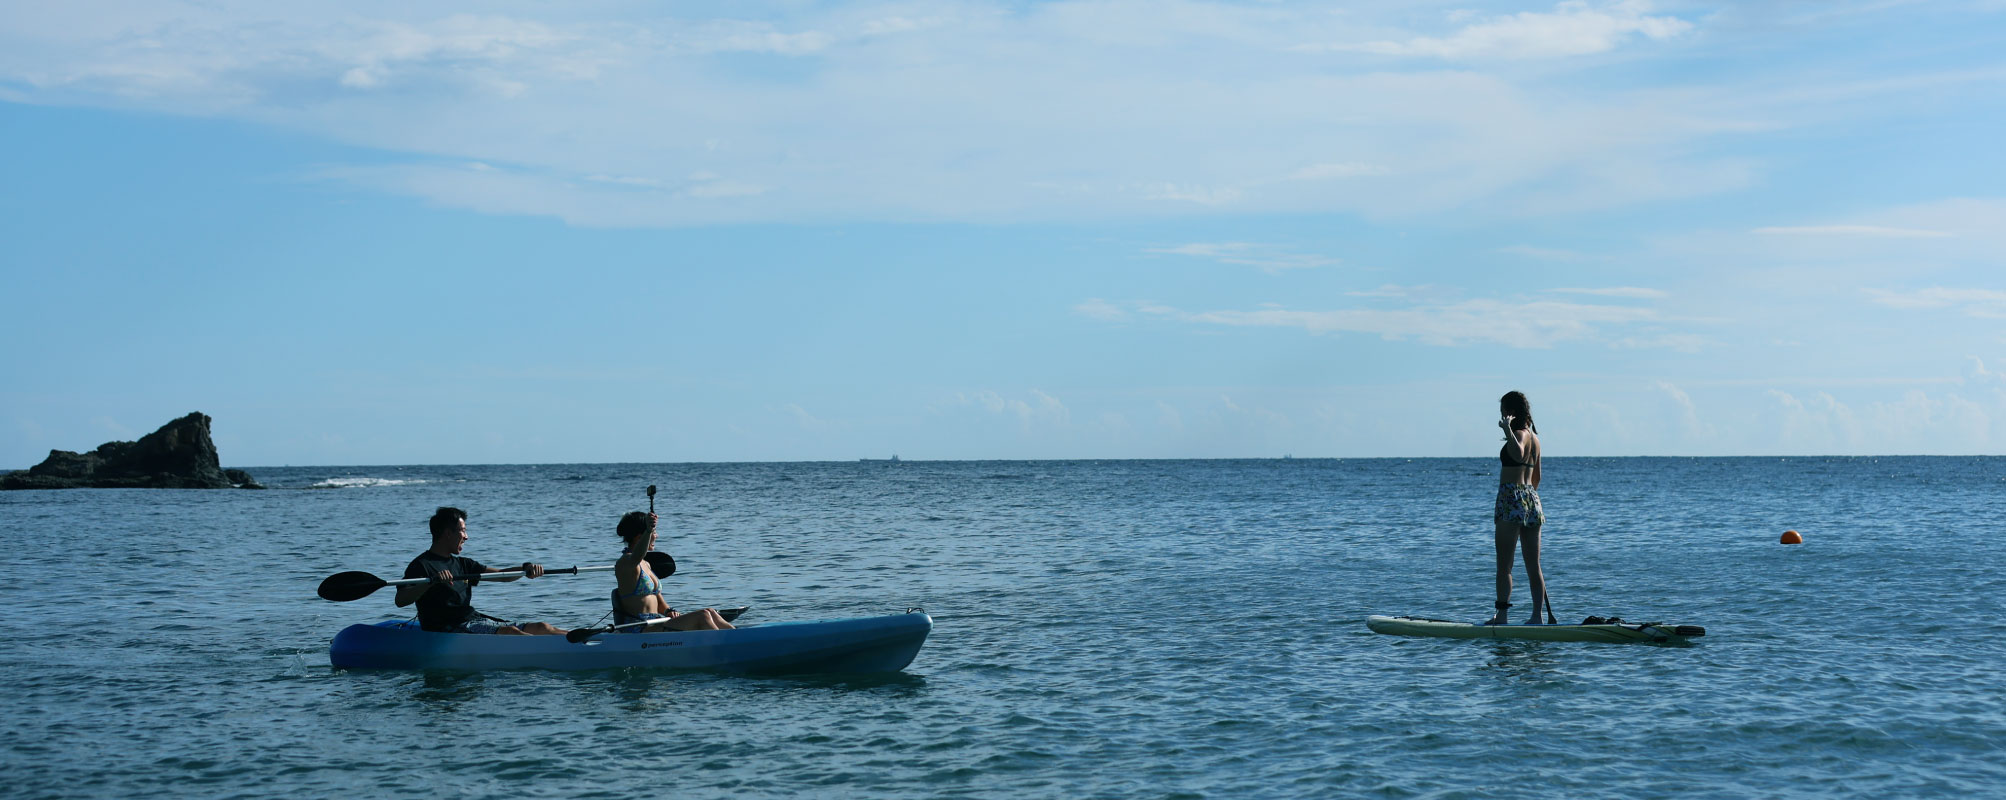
[2,458,2003,799]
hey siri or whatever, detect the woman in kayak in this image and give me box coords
[614,511,736,632]
[1490,391,1547,625]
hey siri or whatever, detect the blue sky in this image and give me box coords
[3,0,2004,465]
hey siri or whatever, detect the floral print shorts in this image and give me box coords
[1495,483,1545,526]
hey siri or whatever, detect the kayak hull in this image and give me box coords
[1366,614,1701,644]
[331,612,932,673]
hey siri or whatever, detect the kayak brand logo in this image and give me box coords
[640,641,684,649]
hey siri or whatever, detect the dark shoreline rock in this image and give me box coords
[1,412,262,490]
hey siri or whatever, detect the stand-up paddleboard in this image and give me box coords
[1367,615,1705,644]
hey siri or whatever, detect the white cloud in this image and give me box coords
[860,17,933,38]
[1151,243,1248,258]
[1767,389,1863,452]
[1655,380,1714,439]
[1287,162,1393,181]
[1611,333,1706,352]
[1967,357,2003,384]
[1550,287,1668,299]
[1113,296,1678,349]
[1028,389,1071,425]
[586,174,666,188]
[1345,285,1434,299]
[1143,183,1244,206]
[0,1,1776,226]
[1073,298,1129,322]
[1498,245,1585,260]
[1863,288,2006,318]
[1752,225,1951,238]
[1314,1,1693,61]
[781,403,839,432]
[1148,242,1339,273]
[695,27,834,56]
[954,389,1070,428]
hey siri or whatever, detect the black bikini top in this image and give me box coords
[1500,439,1537,468]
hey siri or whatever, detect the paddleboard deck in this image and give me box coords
[1367,614,1704,644]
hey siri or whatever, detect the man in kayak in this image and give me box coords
[395,507,566,635]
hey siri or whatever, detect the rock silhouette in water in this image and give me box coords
[1,412,262,489]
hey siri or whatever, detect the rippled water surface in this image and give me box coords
[3,458,2003,799]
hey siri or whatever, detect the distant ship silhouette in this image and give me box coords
[859,454,901,463]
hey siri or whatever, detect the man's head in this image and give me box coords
[429,506,469,554]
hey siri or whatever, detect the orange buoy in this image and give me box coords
[1780,529,1803,545]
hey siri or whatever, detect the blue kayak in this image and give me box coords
[330,611,932,674]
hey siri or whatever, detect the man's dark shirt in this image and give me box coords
[403,551,490,632]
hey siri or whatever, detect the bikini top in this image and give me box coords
[618,551,663,599]
[1500,437,1538,468]
[612,556,666,625]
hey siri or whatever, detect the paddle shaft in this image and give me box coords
[382,563,611,589]
[646,484,664,551]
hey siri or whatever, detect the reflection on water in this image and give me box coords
[1481,642,1561,683]
[412,671,490,706]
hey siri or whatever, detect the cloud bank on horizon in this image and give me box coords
[2,0,2004,462]
[0,0,1834,224]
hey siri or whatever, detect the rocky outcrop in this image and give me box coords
[1,412,263,490]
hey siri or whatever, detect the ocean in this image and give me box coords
[2,457,2002,798]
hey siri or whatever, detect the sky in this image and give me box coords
[2,0,2004,465]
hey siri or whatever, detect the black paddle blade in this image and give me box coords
[646,551,676,578]
[317,571,389,602]
[718,606,749,623]
[565,627,608,644]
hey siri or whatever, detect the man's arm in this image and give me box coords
[395,567,451,606]
[481,562,545,583]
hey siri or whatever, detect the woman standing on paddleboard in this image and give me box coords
[1489,391,1547,625]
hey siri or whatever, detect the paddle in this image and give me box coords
[317,552,677,602]
[565,606,750,643]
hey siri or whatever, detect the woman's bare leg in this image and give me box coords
[1492,520,1518,624]
[498,621,566,636]
[1520,524,1546,624]
[657,608,736,631]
